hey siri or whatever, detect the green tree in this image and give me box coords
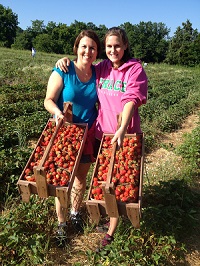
[15,20,47,51]
[0,4,18,47]
[86,22,98,31]
[122,21,170,62]
[165,20,199,66]
[69,20,87,38]
[30,19,46,35]
[46,21,57,35]
[12,28,33,50]
[25,20,46,44]
[95,24,108,58]
[51,23,73,54]
[33,33,53,53]
[192,33,200,64]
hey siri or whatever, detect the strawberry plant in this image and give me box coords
[176,122,200,175]
[0,99,45,120]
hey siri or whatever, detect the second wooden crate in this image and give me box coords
[86,133,144,228]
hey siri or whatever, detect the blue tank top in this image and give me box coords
[53,61,98,129]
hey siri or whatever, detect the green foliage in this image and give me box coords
[143,179,199,236]
[0,196,55,265]
[0,99,45,120]
[11,30,33,50]
[175,120,200,174]
[0,147,32,187]
[165,20,200,66]
[0,4,18,48]
[122,21,170,62]
[140,64,200,150]
[0,111,49,149]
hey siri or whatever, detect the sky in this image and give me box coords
[1,0,200,36]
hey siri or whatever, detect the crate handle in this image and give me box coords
[63,102,73,123]
[104,112,123,193]
[105,141,117,193]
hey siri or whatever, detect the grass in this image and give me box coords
[0,47,200,265]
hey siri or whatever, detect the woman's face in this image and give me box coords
[77,36,98,65]
[105,35,127,68]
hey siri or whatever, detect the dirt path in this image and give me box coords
[146,110,199,173]
[145,109,200,266]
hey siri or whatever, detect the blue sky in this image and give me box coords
[1,0,200,36]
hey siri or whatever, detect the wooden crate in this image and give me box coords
[17,118,57,202]
[17,102,88,208]
[86,133,144,228]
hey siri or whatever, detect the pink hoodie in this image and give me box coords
[94,59,148,139]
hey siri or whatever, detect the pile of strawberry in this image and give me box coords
[43,123,85,186]
[24,120,56,182]
[91,134,142,203]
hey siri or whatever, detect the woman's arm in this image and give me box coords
[55,57,71,73]
[44,71,64,120]
[112,63,148,147]
[111,101,135,147]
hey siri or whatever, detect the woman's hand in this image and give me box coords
[55,112,64,125]
[55,57,71,73]
[53,107,64,125]
[111,127,126,148]
[112,102,135,147]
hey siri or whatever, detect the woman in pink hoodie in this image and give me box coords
[56,27,148,250]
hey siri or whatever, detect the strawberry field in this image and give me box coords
[0,47,200,265]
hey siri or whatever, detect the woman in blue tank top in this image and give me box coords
[44,30,101,246]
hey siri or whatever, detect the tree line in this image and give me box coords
[0,4,200,66]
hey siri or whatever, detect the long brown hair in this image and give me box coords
[104,27,132,62]
[73,30,101,59]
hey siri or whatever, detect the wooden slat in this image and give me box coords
[126,204,140,228]
[63,102,73,122]
[86,201,101,225]
[105,141,117,193]
[17,181,31,202]
[34,167,48,198]
[56,187,69,208]
[138,133,145,218]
